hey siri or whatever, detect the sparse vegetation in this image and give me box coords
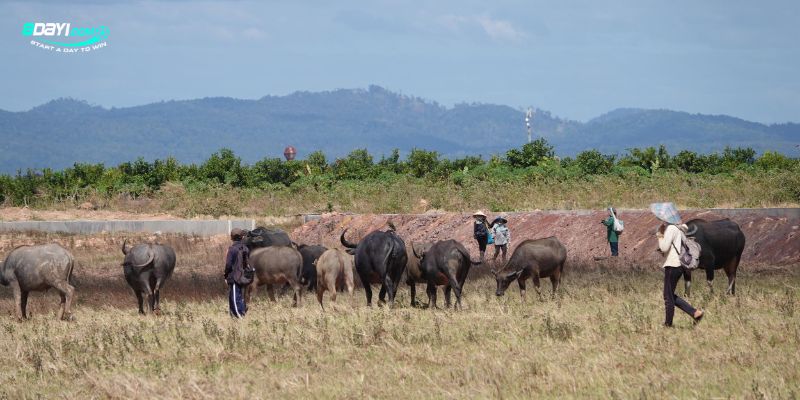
[0,231,797,398]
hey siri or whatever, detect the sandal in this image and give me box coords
[693,310,704,324]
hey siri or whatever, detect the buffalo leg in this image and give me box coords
[533,277,542,300]
[445,270,462,309]
[153,278,163,315]
[20,289,30,320]
[384,276,396,306]
[683,268,692,297]
[364,283,374,306]
[135,290,145,315]
[517,278,527,300]
[292,283,303,307]
[52,280,75,321]
[266,284,276,302]
[724,257,740,295]
[426,282,437,309]
[444,285,452,308]
[705,254,717,290]
[378,284,387,304]
[12,283,24,320]
[316,284,326,309]
[409,283,419,307]
[549,271,561,299]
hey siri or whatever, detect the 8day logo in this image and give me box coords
[22,22,109,53]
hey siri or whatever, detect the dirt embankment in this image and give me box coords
[291,209,800,269]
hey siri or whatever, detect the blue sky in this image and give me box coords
[1,0,798,123]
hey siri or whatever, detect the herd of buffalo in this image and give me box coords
[0,218,745,320]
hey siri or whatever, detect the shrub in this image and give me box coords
[332,149,375,180]
[406,148,440,178]
[506,138,554,168]
[575,150,615,175]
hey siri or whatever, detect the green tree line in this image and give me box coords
[1,139,798,206]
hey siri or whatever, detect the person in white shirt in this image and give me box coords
[490,215,511,263]
[658,223,704,327]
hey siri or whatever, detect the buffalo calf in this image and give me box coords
[314,248,355,309]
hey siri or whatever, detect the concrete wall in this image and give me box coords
[0,219,256,236]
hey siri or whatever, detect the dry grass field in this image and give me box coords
[0,234,798,399]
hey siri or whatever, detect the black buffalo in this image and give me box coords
[341,228,408,307]
[296,244,327,290]
[121,240,176,315]
[683,218,745,295]
[412,239,480,309]
[492,236,567,299]
[244,227,292,248]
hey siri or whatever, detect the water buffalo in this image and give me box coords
[683,218,746,295]
[121,240,176,315]
[244,226,292,248]
[296,244,328,291]
[412,239,480,309]
[314,248,355,308]
[492,236,567,299]
[405,242,433,307]
[340,228,408,307]
[247,245,304,307]
[1,244,75,320]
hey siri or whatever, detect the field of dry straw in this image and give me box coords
[0,233,798,399]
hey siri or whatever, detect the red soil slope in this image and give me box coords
[292,209,799,269]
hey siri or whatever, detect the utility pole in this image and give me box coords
[525,107,534,143]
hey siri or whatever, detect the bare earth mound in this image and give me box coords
[292,209,800,269]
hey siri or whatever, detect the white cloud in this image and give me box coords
[475,16,526,42]
[438,14,526,42]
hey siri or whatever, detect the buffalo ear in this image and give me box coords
[511,270,523,279]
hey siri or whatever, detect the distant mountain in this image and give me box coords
[0,85,797,173]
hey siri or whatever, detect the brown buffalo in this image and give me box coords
[1,244,76,320]
[405,242,433,307]
[413,239,480,309]
[493,237,567,299]
[314,248,355,309]
[247,245,304,307]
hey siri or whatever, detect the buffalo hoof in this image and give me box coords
[61,314,74,322]
[153,309,161,316]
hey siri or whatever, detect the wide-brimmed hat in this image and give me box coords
[493,215,508,224]
[472,210,487,218]
[650,202,681,224]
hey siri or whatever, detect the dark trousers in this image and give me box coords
[609,241,619,256]
[228,283,247,318]
[664,266,697,326]
[493,244,507,261]
[476,236,488,252]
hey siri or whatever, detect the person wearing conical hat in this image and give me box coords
[490,215,511,263]
[652,202,705,327]
[472,211,490,262]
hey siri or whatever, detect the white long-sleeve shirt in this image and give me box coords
[658,224,683,268]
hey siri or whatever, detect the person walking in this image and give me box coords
[490,215,511,264]
[652,202,705,327]
[472,211,490,262]
[600,207,621,256]
[224,228,250,318]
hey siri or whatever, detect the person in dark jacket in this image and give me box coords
[224,228,249,318]
[473,211,490,262]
